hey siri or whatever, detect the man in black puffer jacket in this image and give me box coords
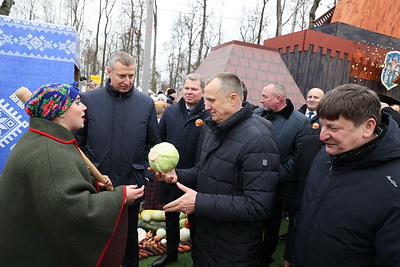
[286,84,400,266]
[156,72,280,266]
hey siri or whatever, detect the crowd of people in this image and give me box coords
[1,50,400,266]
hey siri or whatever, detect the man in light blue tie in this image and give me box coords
[298,88,325,135]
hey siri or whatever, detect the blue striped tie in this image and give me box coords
[308,112,314,120]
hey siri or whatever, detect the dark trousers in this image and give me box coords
[187,213,197,262]
[165,212,197,262]
[165,211,180,255]
[123,203,140,267]
[258,199,284,266]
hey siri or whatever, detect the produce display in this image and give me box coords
[138,210,191,259]
[141,209,165,222]
[156,228,166,239]
[179,228,191,242]
[148,142,180,173]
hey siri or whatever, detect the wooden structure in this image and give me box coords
[264,29,354,93]
[264,0,400,103]
[394,75,400,84]
[195,40,305,109]
[331,0,400,39]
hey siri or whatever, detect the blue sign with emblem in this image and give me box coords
[381,51,400,91]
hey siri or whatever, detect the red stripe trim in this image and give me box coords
[95,181,101,192]
[29,127,76,144]
[96,186,127,267]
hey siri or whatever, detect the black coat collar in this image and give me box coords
[105,78,134,98]
[265,99,294,120]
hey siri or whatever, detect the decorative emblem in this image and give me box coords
[312,122,320,130]
[386,176,398,188]
[195,119,204,127]
[381,51,400,91]
[262,159,268,166]
[0,98,29,149]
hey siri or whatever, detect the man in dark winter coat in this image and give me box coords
[166,88,177,105]
[286,84,400,266]
[282,87,325,243]
[156,72,280,266]
[381,105,400,126]
[254,83,310,266]
[284,135,324,221]
[152,73,209,267]
[74,51,160,267]
[298,87,325,135]
[283,135,324,262]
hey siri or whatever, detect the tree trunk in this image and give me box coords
[0,0,14,16]
[291,0,301,33]
[257,0,268,45]
[151,0,158,93]
[91,1,103,78]
[101,0,116,87]
[309,0,321,28]
[276,0,283,36]
[173,45,182,90]
[135,3,145,88]
[195,0,207,69]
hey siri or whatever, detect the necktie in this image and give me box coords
[308,111,314,120]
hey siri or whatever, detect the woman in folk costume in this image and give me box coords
[0,83,144,266]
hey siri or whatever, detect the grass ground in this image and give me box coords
[139,219,289,266]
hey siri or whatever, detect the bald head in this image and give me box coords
[390,104,400,112]
[306,88,324,111]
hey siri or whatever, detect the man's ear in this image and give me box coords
[230,93,239,106]
[363,118,377,138]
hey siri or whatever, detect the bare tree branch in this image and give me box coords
[100,0,117,86]
[257,0,269,44]
[195,0,207,69]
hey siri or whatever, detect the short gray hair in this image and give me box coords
[265,82,287,99]
[107,51,136,69]
[207,72,243,101]
[183,73,206,90]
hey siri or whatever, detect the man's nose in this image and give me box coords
[319,127,329,141]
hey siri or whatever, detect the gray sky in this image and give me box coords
[156,0,334,46]
[155,0,334,80]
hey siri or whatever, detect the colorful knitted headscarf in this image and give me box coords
[25,83,80,120]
